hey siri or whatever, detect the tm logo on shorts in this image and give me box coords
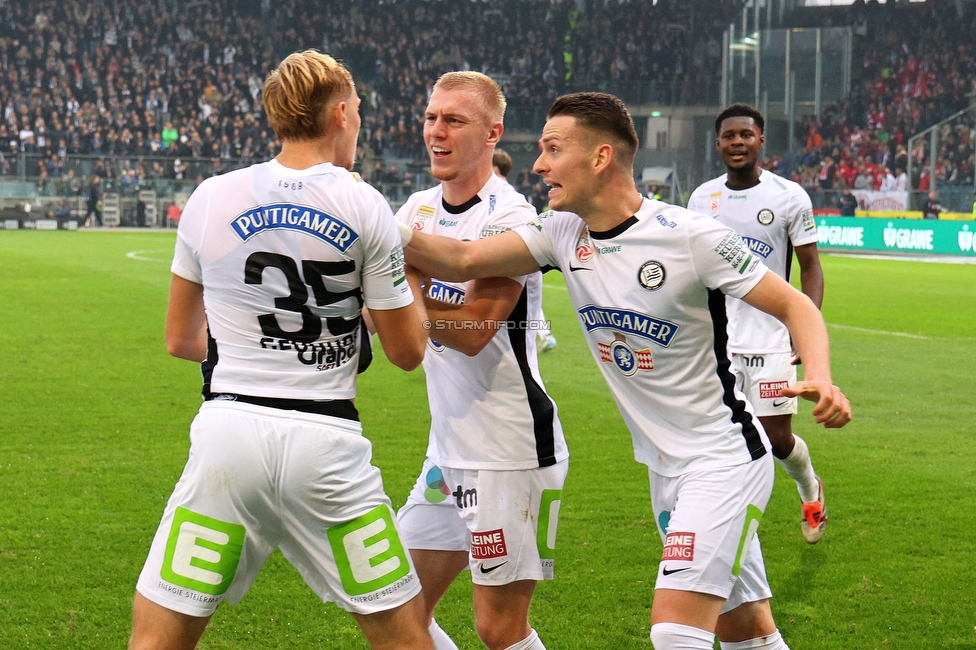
[161,507,246,596]
[328,505,411,596]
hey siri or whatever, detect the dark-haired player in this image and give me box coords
[399,92,851,650]
[688,104,827,544]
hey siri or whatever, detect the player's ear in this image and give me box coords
[331,101,347,130]
[486,121,504,147]
[593,142,614,175]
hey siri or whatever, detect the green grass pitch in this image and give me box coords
[0,230,974,649]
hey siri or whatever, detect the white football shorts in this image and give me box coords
[136,401,421,617]
[397,458,568,585]
[650,454,775,613]
[732,352,798,417]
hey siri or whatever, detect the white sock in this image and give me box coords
[504,628,547,650]
[649,622,715,649]
[428,618,460,650]
[775,435,820,503]
[720,629,790,649]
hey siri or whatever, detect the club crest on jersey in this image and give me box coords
[598,333,653,376]
[410,205,436,230]
[740,236,773,259]
[231,203,359,251]
[757,208,775,225]
[638,260,666,290]
[709,191,721,212]
[578,305,679,347]
[575,229,594,262]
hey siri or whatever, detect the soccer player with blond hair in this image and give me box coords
[394,71,568,650]
[399,92,851,650]
[128,50,434,650]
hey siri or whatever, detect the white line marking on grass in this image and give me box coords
[126,249,169,262]
[828,323,929,339]
[828,323,976,341]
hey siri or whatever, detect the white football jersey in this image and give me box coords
[396,173,567,471]
[516,198,770,477]
[688,169,817,353]
[171,159,412,400]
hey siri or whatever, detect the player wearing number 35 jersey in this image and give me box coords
[129,51,435,650]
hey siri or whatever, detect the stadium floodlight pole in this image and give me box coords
[815,28,822,121]
[754,0,761,107]
[783,27,791,116]
[721,27,730,106]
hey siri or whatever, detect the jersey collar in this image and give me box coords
[439,172,505,215]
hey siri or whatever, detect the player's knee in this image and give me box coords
[719,629,789,649]
[474,615,530,650]
[650,622,715,650]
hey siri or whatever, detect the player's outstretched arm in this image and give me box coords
[165,274,208,362]
[742,272,851,428]
[370,267,429,371]
[400,224,540,282]
[424,276,524,356]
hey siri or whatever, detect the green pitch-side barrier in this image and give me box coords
[816,217,976,257]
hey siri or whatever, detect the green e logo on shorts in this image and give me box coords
[160,507,245,596]
[732,504,763,577]
[328,504,411,596]
[536,489,562,560]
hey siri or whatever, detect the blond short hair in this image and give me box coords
[263,50,353,141]
[433,71,506,125]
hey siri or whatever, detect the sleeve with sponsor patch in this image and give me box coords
[170,178,210,283]
[514,210,571,270]
[687,213,768,299]
[788,185,818,246]
[359,187,414,311]
[478,199,536,239]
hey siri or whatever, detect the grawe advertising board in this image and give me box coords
[816,217,976,257]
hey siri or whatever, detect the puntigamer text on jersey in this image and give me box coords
[231,203,360,252]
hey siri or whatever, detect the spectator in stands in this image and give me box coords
[854,164,874,189]
[923,191,943,219]
[53,198,72,221]
[819,156,836,190]
[84,175,102,227]
[839,189,858,217]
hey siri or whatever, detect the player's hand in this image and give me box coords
[781,380,851,428]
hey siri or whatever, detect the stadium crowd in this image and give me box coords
[2,0,975,212]
[0,0,734,195]
[775,0,976,207]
